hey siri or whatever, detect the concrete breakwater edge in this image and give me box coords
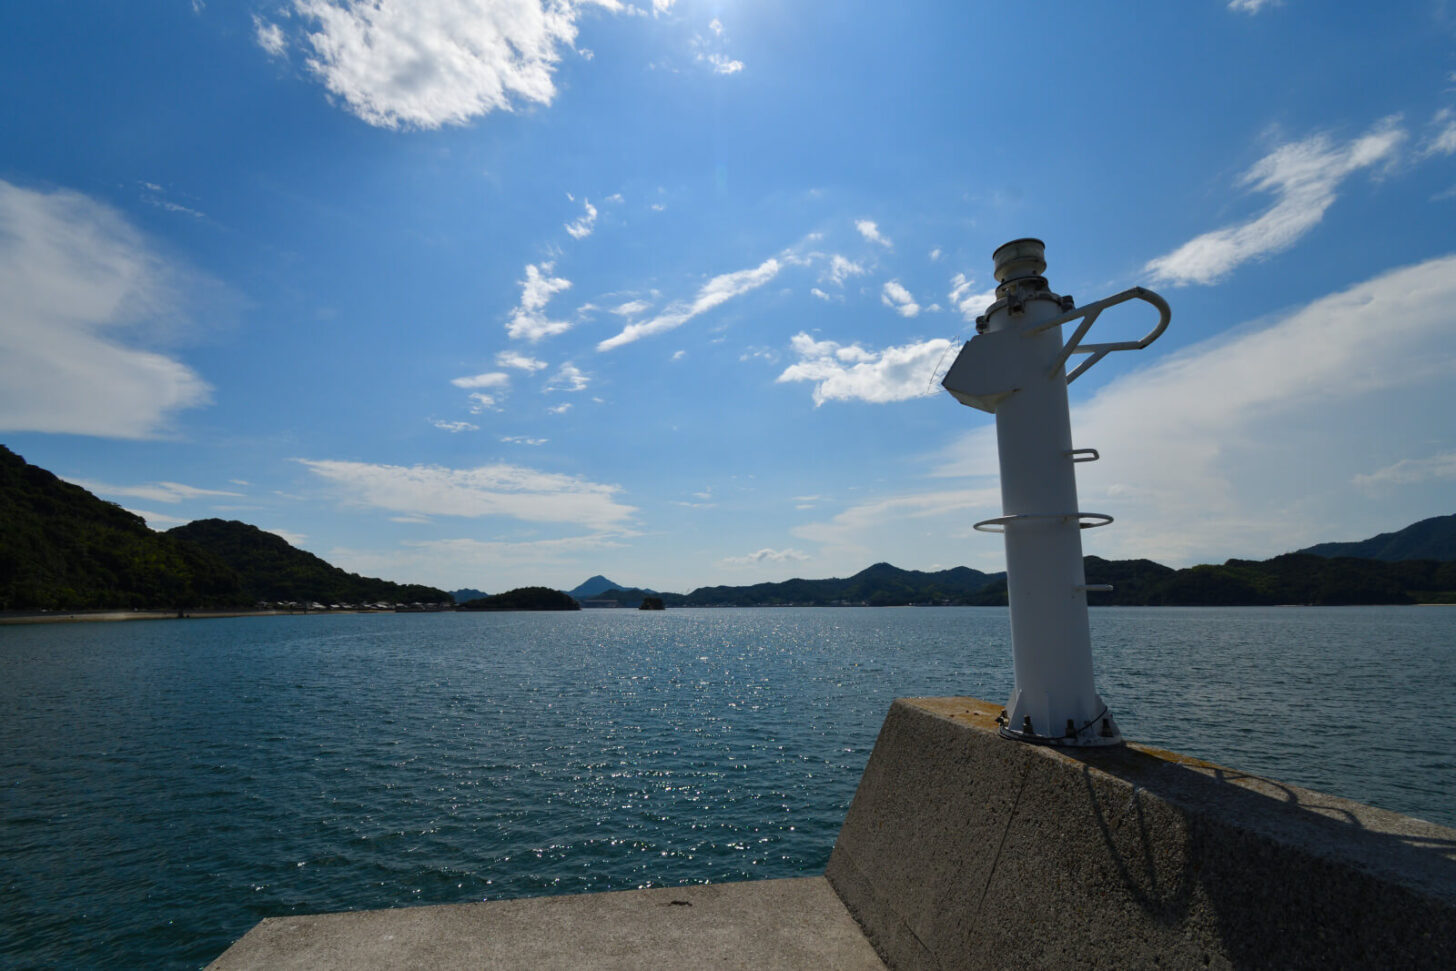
[212,695,1456,969]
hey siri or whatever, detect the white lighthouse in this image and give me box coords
[941,239,1170,746]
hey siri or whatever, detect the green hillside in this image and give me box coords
[0,445,450,610]
[1297,514,1456,562]
[458,586,580,611]
[678,562,999,606]
[166,519,450,605]
[0,445,243,610]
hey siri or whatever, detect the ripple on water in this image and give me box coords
[1,606,1452,968]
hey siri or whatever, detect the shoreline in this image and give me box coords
[0,609,400,626]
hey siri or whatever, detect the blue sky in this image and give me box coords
[2,0,1454,593]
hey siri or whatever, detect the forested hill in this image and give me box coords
[675,562,999,606]
[0,445,449,610]
[0,444,239,610]
[1296,514,1456,562]
[167,520,450,606]
[661,553,1456,607]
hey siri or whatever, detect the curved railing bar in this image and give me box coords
[1022,286,1171,385]
[972,511,1114,534]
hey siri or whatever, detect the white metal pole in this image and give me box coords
[941,239,1169,746]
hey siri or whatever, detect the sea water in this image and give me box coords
[1,606,1452,968]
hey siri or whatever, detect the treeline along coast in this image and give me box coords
[3,444,1454,613]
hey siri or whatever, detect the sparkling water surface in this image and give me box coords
[2,606,1453,968]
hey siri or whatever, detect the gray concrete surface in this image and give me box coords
[827,696,1456,970]
[207,876,885,970]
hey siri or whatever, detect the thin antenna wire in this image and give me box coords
[926,337,961,395]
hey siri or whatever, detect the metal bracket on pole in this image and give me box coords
[1026,286,1172,384]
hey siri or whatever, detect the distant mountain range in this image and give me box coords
[565,517,1456,608]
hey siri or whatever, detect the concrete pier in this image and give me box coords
[829,698,1456,969]
[211,697,1456,969]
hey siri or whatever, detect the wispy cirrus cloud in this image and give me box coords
[1227,0,1279,13]
[506,262,574,341]
[598,256,781,350]
[277,0,626,130]
[0,180,213,439]
[564,196,598,239]
[1146,118,1406,285]
[722,547,809,565]
[1353,451,1456,493]
[1421,108,1456,159]
[496,350,547,372]
[451,371,511,389]
[431,419,479,433]
[777,332,953,406]
[299,458,636,527]
[65,478,244,504]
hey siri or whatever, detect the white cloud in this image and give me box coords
[1227,0,1278,12]
[254,16,287,56]
[700,52,743,75]
[598,256,781,350]
[289,0,612,130]
[936,255,1456,565]
[451,371,511,389]
[548,402,572,414]
[265,527,308,547]
[496,350,548,372]
[778,332,955,406]
[126,508,191,529]
[431,419,479,432]
[545,362,589,391]
[506,262,574,340]
[792,487,1003,567]
[468,392,501,412]
[929,248,942,262]
[722,547,809,565]
[810,287,837,302]
[64,478,245,504]
[855,219,891,247]
[564,197,598,239]
[1353,451,1456,492]
[948,272,997,322]
[709,17,723,35]
[1146,119,1406,285]
[611,298,652,316]
[0,181,212,438]
[501,435,548,445]
[327,531,629,590]
[1421,108,1456,158]
[825,254,865,286]
[880,280,920,317]
[299,458,637,527]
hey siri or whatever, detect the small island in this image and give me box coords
[458,587,582,611]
